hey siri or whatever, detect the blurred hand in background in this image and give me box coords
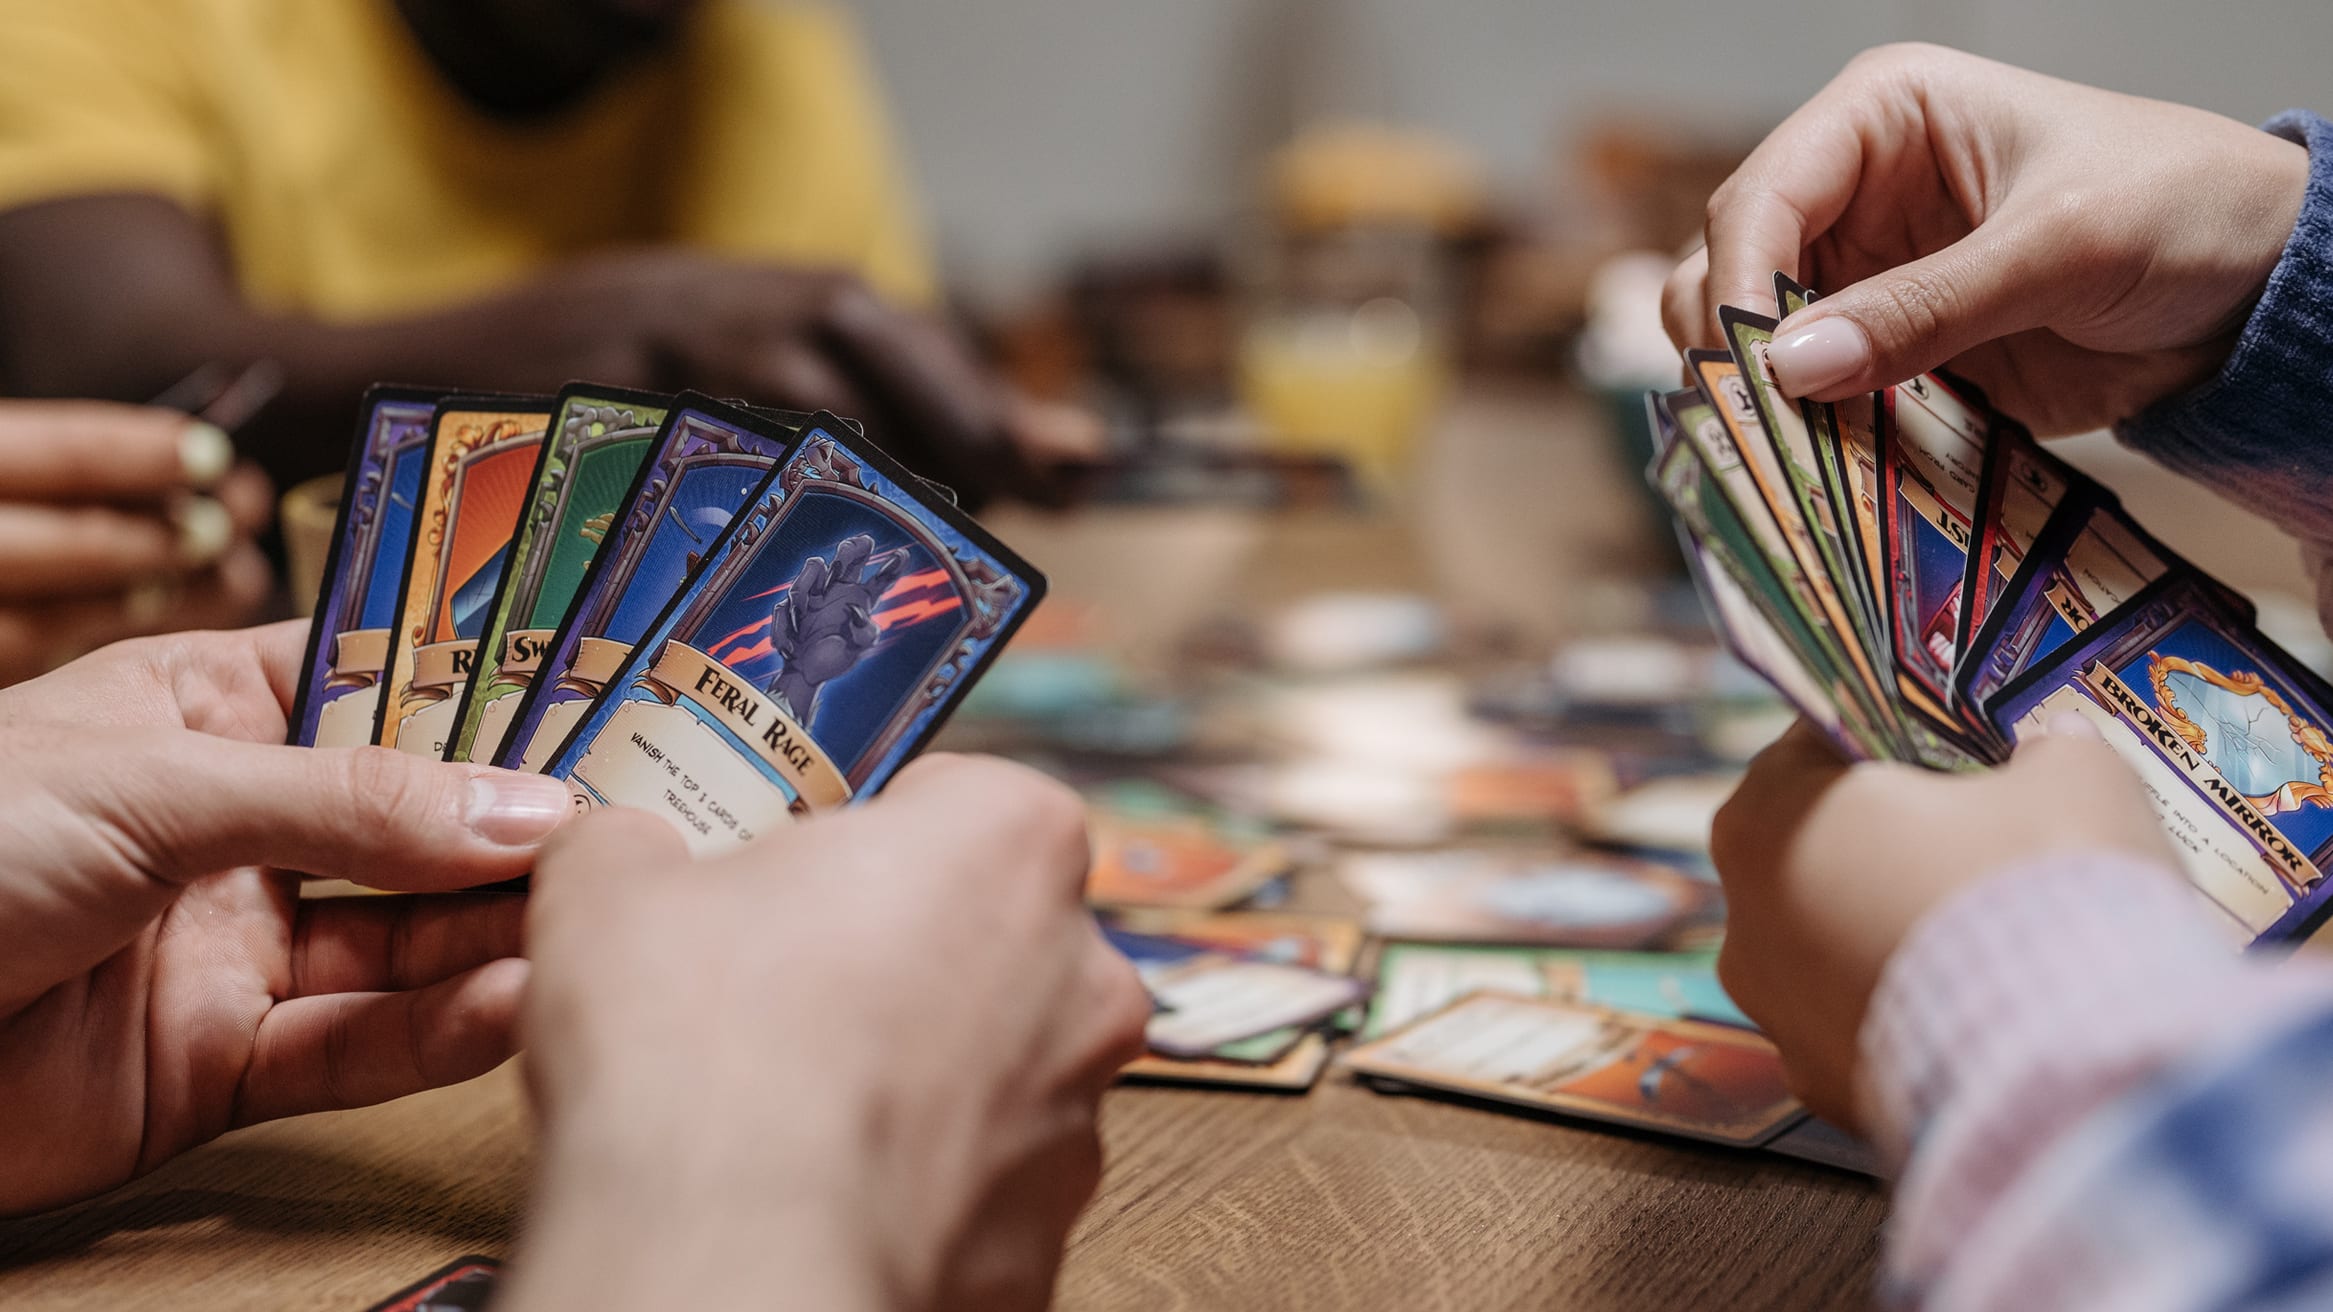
[0,402,270,686]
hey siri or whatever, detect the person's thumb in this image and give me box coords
[64,729,572,891]
[2002,710,2178,864]
[1767,220,2067,401]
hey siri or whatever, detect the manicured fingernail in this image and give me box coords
[466,772,573,846]
[2043,711,2105,742]
[173,497,231,565]
[1768,316,1870,397]
[178,422,233,489]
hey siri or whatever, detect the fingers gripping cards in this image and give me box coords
[1647,273,2333,945]
[289,387,444,747]
[541,417,1045,853]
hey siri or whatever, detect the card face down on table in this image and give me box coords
[295,385,1047,859]
[1646,275,2333,949]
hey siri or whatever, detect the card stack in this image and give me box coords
[287,384,1045,855]
[1649,274,2333,947]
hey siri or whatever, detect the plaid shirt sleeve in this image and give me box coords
[1859,855,2333,1310]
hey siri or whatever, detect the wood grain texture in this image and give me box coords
[0,1059,1884,1312]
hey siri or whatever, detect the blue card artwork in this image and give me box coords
[542,418,1045,853]
[492,397,802,771]
[1988,574,2333,944]
[287,386,443,748]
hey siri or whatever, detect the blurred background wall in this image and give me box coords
[845,0,2333,301]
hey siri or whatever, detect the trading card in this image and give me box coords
[1956,428,2086,671]
[1876,371,1990,721]
[442,385,670,764]
[492,397,806,771]
[1446,750,1621,829]
[1798,374,1983,765]
[1821,385,1897,664]
[1772,273,1875,609]
[1337,848,1708,949]
[1255,671,1512,773]
[1687,352,1902,750]
[1141,954,1370,1058]
[1105,919,1325,1064]
[1084,809,1291,910]
[1110,910,1365,1089]
[363,1255,501,1312]
[1720,305,1885,659]
[1364,942,1743,1038]
[1160,760,1454,846]
[287,387,444,748]
[374,396,554,755]
[1673,513,1859,759]
[1988,573,2333,943]
[1576,771,1738,856]
[543,417,1046,851]
[1651,413,1880,758]
[1342,993,1802,1147]
[1764,1115,1883,1176]
[1957,496,2189,713]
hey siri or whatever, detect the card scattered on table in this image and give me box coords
[1338,848,1707,949]
[1342,992,1801,1148]
[1105,910,1366,1090]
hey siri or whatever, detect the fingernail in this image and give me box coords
[173,497,231,565]
[466,772,573,846]
[1768,316,1870,397]
[178,422,233,489]
[2042,711,2106,742]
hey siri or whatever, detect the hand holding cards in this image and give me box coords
[291,384,1045,852]
[1650,276,2333,945]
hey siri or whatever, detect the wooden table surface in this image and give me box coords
[0,385,1888,1309]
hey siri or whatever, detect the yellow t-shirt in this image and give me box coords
[0,0,935,319]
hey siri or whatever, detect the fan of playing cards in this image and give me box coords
[1650,274,2333,947]
[287,384,1044,854]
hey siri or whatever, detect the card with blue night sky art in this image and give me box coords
[542,416,1045,854]
[491,395,805,772]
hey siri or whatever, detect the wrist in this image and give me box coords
[2117,110,2333,499]
[510,1088,905,1311]
[1852,849,2217,1163]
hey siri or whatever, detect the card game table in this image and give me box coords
[0,386,1886,1310]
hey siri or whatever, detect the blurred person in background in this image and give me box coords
[0,0,1086,507]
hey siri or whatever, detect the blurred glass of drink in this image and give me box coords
[1239,292,1446,483]
[1239,123,1475,487]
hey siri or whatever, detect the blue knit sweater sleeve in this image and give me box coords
[2116,111,2333,553]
